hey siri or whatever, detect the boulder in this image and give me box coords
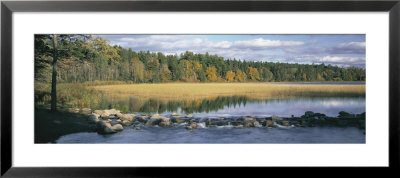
[272,115,282,122]
[93,110,105,116]
[119,114,136,122]
[186,122,197,130]
[121,120,132,126]
[303,111,315,118]
[186,114,193,118]
[104,109,121,116]
[174,118,187,124]
[159,116,171,122]
[146,118,161,126]
[151,114,161,119]
[81,108,92,115]
[134,125,141,130]
[88,113,100,122]
[159,121,174,127]
[282,120,290,126]
[265,120,274,127]
[243,120,259,127]
[338,111,354,118]
[138,116,149,122]
[243,117,255,122]
[171,113,182,117]
[111,124,123,131]
[96,121,117,134]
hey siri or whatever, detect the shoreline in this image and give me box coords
[35,107,366,143]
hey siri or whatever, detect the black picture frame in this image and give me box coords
[1,0,399,177]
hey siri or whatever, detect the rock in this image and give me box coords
[186,114,193,118]
[134,125,141,130]
[111,124,123,131]
[282,120,290,126]
[104,109,121,116]
[116,119,122,122]
[93,110,104,115]
[88,113,100,122]
[234,125,244,129]
[171,113,182,117]
[243,122,253,128]
[151,114,161,119]
[243,120,259,127]
[159,121,174,127]
[96,121,117,134]
[174,118,187,124]
[119,114,136,122]
[146,118,161,126]
[338,111,353,118]
[265,120,274,127]
[67,108,80,113]
[81,108,92,115]
[159,116,170,122]
[121,120,132,126]
[186,122,197,130]
[272,115,282,122]
[243,117,255,122]
[303,111,315,118]
[138,116,149,122]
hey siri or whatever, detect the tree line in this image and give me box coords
[35,34,366,85]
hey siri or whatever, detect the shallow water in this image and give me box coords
[56,125,365,144]
[57,97,366,143]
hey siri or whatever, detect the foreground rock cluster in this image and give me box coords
[84,108,366,134]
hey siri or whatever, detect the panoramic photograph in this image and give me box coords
[34,34,366,144]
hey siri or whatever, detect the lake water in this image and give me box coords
[57,125,365,143]
[56,96,366,144]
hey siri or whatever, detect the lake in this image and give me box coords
[56,86,366,144]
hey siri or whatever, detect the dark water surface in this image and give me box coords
[57,125,365,143]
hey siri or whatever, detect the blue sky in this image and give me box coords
[100,34,365,68]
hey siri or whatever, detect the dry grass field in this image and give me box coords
[91,83,365,101]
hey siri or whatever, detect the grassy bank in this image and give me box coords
[35,82,104,109]
[35,108,97,143]
[91,83,366,101]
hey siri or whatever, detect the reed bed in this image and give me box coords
[91,83,365,101]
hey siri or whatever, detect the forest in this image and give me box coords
[35,34,365,84]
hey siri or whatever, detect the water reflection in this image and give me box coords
[97,95,365,117]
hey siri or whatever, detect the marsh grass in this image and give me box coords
[35,82,104,109]
[92,83,366,101]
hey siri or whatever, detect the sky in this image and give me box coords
[100,34,365,68]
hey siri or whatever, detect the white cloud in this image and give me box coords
[102,35,365,68]
[234,38,304,49]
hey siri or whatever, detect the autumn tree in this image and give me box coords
[130,57,145,82]
[206,66,218,82]
[235,69,247,82]
[248,67,260,81]
[225,70,236,82]
[160,64,172,82]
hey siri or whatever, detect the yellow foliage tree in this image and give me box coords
[235,69,247,82]
[205,66,218,82]
[130,57,145,82]
[248,67,260,81]
[302,73,307,81]
[225,70,236,82]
